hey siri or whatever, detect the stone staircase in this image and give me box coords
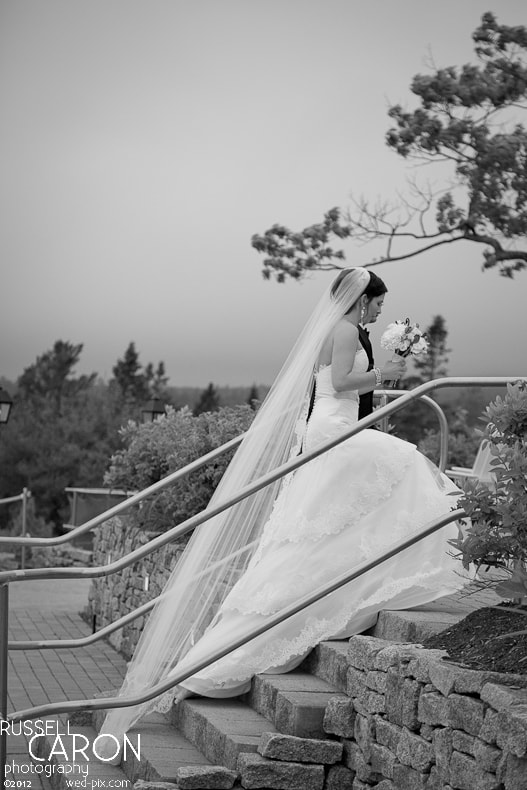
[38,643,354,789]
[36,602,474,790]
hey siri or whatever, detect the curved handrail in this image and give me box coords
[0,375,523,586]
[5,392,451,651]
[5,386,449,650]
[0,376,520,563]
[6,508,465,722]
[384,390,449,471]
[0,492,31,506]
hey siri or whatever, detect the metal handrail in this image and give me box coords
[5,387,450,652]
[0,376,512,555]
[6,507,464,722]
[0,492,30,506]
[63,486,139,532]
[0,488,31,571]
[381,390,450,471]
[9,598,158,650]
[2,376,518,586]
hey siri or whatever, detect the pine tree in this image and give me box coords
[111,342,150,403]
[246,384,260,410]
[412,315,450,383]
[18,340,95,414]
[193,383,220,416]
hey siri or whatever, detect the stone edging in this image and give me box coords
[321,634,527,790]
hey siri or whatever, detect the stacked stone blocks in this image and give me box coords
[321,635,527,790]
[88,516,188,657]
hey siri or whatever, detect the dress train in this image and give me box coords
[160,360,465,700]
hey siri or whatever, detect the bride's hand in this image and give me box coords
[381,357,406,382]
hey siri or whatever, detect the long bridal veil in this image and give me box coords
[101,267,371,741]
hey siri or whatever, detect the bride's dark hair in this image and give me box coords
[364,271,387,299]
[331,269,387,310]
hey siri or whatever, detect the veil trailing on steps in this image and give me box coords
[101,267,371,741]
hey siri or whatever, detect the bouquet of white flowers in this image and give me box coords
[380,318,429,387]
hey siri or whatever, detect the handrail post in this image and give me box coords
[0,583,9,790]
[71,490,78,528]
[20,488,29,571]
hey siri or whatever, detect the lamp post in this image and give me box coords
[0,388,13,425]
[141,396,165,423]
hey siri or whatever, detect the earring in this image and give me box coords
[360,304,366,324]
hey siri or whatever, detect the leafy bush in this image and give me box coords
[449,382,527,600]
[104,405,256,533]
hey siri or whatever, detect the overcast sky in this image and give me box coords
[1,0,525,388]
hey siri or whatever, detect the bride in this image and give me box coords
[100,267,464,744]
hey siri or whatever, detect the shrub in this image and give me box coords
[449,382,527,600]
[104,405,256,533]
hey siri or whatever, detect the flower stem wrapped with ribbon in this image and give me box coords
[380,318,429,388]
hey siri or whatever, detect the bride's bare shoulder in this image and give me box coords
[333,318,358,339]
[319,319,358,366]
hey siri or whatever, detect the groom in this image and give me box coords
[358,324,377,423]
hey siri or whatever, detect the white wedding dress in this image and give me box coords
[166,348,464,699]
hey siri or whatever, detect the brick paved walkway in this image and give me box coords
[4,580,127,790]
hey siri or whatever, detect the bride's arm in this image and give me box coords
[331,322,379,393]
[331,321,405,393]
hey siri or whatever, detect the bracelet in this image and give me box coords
[372,367,382,386]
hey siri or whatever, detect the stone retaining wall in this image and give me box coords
[322,634,527,790]
[30,544,93,568]
[87,516,189,658]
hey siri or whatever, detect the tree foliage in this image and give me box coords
[0,340,171,530]
[18,340,96,413]
[193,382,220,416]
[246,383,260,410]
[0,342,118,526]
[252,13,527,281]
[413,314,450,382]
[112,342,150,403]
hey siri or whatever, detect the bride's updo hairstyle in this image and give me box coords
[363,271,388,299]
[331,268,387,313]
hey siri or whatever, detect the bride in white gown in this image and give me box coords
[100,267,464,745]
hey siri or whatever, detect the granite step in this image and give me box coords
[82,670,346,775]
[69,710,211,784]
[117,713,212,783]
[369,608,464,643]
[299,641,351,693]
[245,671,347,739]
[170,696,278,770]
[35,722,135,790]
